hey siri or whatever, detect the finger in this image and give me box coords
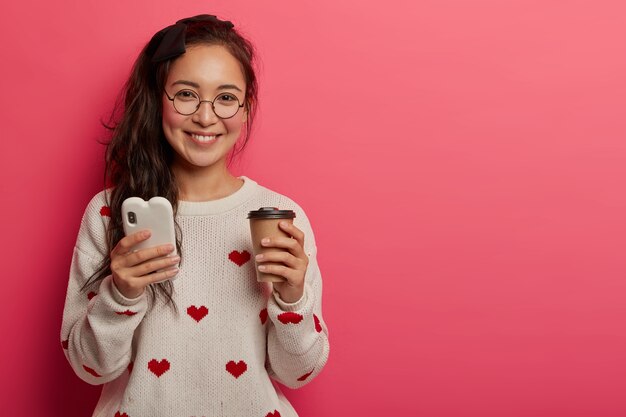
[255,251,301,269]
[261,236,305,258]
[125,244,176,267]
[112,230,151,256]
[257,263,300,283]
[278,221,305,246]
[131,255,181,277]
[144,266,180,285]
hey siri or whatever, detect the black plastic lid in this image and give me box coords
[247,207,296,219]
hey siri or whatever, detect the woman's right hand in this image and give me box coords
[110,230,180,299]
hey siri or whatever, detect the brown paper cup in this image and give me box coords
[248,208,296,283]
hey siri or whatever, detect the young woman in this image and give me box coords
[61,15,329,417]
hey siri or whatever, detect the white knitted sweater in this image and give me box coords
[61,177,329,417]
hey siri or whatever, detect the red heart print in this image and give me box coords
[187,305,208,322]
[87,291,97,300]
[277,312,304,324]
[314,314,322,333]
[83,365,101,377]
[266,411,281,417]
[61,339,68,350]
[259,308,268,325]
[228,250,251,266]
[116,310,137,316]
[225,360,247,378]
[115,412,129,417]
[100,206,111,217]
[148,359,170,377]
[297,369,314,381]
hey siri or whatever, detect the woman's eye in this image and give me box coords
[176,91,198,101]
[216,94,238,103]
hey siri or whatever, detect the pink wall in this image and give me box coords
[2,0,625,415]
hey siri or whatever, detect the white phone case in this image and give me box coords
[121,196,178,280]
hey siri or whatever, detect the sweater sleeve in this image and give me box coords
[60,192,148,385]
[265,205,330,389]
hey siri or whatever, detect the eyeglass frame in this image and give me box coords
[164,89,245,119]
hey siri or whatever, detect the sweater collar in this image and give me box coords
[176,176,260,216]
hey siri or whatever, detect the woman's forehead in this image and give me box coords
[166,44,246,91]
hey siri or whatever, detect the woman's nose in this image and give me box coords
[193,100,219,125]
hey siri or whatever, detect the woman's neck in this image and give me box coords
[172,161,243,202]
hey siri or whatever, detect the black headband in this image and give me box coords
[150,14,234,63]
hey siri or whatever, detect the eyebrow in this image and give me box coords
[171,80,243,92]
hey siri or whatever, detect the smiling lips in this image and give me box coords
[188,132,220,143]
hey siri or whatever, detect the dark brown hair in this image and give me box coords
[82,18,258,308]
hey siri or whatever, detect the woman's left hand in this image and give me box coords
[256,221,308,303]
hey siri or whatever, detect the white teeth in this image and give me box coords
[191,133,217,142]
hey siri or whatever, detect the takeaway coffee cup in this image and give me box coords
[248,207,296,282]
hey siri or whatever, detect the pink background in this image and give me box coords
[1,0,625,416]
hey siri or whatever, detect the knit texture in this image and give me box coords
[61,177,329,417]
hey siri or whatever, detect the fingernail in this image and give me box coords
[258,265,266,271]
[255,254,264,261]
[280,221,288,227]
[168,268,179,275]
[165,244,175,251]
[261,238,270,245]
[142,230,151,238]
[171,256,180,263]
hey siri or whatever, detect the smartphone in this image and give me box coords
[121,196,178,279]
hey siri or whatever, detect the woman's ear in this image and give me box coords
[243,100,253,123]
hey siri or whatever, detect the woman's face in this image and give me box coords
[162,44,247,172]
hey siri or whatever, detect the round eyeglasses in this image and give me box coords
[164,89,244,119]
